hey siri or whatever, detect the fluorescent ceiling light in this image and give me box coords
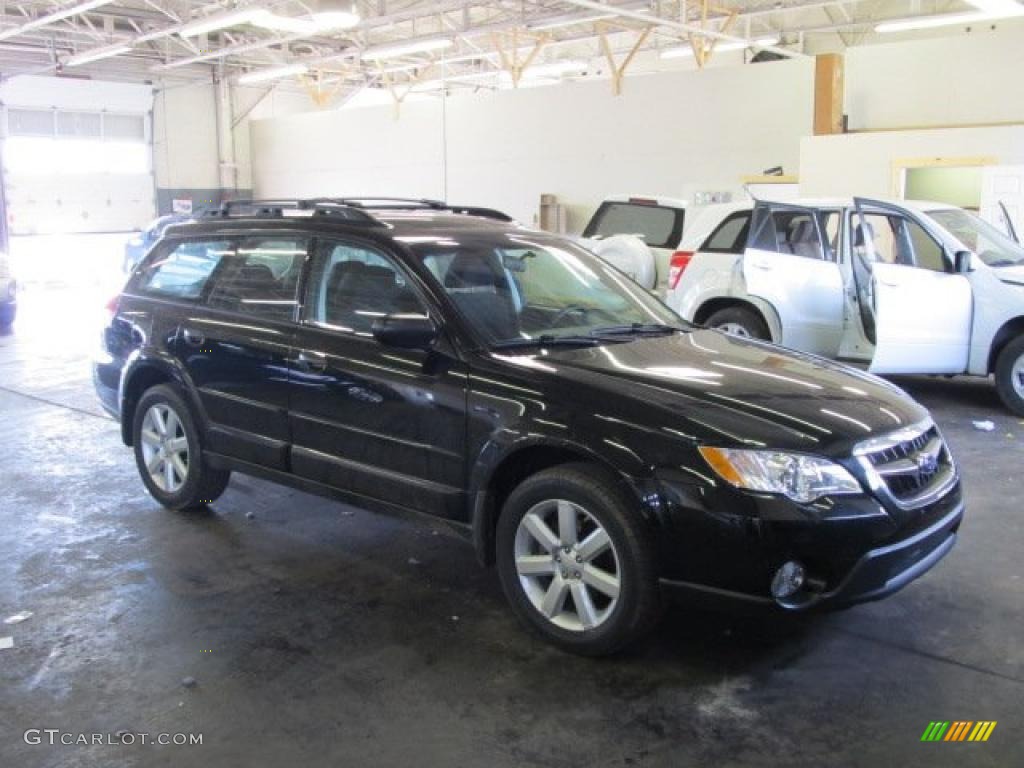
[876,0,1023,32]
[0,0,113,41]
[660,36,780,59]
[238,63,308,84]
[362,38,453,61]
[179,8,263,37]
[66,41,133,66]
[180,7,359,38]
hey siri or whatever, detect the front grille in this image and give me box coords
[860,424,953,505]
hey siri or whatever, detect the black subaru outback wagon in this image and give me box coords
[95,198,963,655]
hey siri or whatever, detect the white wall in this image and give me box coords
[800,126,1024,199]
[844,24,1024,131]
[252,59,814,229]
[152,81,219,191]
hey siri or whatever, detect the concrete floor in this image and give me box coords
[1,285,1021,768]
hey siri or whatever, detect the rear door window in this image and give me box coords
[204,237,308,320]
[700,212,751,253]
[749,209,836,261]
[583,201,684,248]
[136,240,231,300]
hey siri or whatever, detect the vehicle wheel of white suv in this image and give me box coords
[706,307,769,340]
[995,336,1024,416]
[495,463,661,656]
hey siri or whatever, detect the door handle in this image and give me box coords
[182,328,205,346]
[877,275,900,287]
[749,258,773,270]
[295,351,327,372]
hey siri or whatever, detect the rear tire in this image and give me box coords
[132,384,230,510]
[495,463,661,656]
[706,306,770,340]
[995,336,1024,416]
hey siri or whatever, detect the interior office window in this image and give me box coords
[137,240,233,300]
[701,212,751,254]
[586,203,681,248]
[309,242,426,335]
[205,238,308,320]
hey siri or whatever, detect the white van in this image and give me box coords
[667,197,1024,414]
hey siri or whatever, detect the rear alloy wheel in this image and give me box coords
[132,384,230,510]
[995,336,1024,416]
[496,464,661,655]
[706,306,769,340]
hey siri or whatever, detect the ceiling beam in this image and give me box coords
[0,0,114,42]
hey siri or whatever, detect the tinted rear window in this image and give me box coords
[584,202,684,248]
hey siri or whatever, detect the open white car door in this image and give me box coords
[850,198,972,375]
[742,201,844,355]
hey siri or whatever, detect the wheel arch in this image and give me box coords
[470,439,644,568]
[987,316,1024,374]
[119,355,199,446]
[692,297,780,342]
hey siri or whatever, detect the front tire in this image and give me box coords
[496,463,661,656]
[706,306,770,340]
[132,384,230,510]
[995,336,1024,416]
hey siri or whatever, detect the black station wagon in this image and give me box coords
[94,198,964,655]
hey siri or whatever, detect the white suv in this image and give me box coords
[582,194,687,290]
[667,197,1024,414]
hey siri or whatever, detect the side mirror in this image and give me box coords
[954,250,975,273]
[371,314,438,349]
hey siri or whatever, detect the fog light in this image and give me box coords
[771,561,806,599]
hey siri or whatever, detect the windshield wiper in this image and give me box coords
[491,335,606,350]
[589,323,687,337]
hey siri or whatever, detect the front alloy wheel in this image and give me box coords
[514,499,622,632]
[496,463,661,655]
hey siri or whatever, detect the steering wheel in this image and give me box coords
[549,305,589,328]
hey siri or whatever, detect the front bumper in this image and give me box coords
[660,499,961,610]
[653,466,964,612]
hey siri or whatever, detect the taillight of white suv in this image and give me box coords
[668,251,694,290]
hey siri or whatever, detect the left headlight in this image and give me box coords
[699,447,863,504]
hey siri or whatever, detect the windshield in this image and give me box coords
[927,208,1024,268]
[407,232,686,347]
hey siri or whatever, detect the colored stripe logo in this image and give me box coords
[921,721,997,742]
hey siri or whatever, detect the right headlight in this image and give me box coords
[698,447,863,504]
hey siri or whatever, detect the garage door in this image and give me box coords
[2,107,155,235]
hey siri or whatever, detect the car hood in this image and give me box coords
[527,330,928,455]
